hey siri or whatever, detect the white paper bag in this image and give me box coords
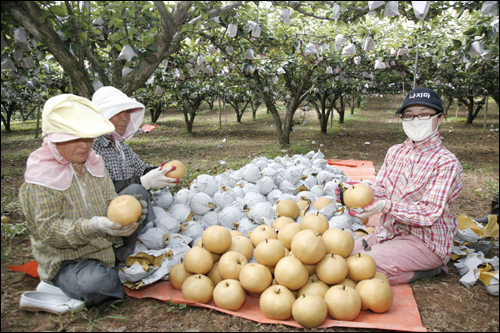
[412,1,430,20]
[280,8,291,23]
[481,1,498,16]
[384,1,400,16]
[369,1,386,11]
[246,49,255,60]
[335,34,345,51]
[228,24,237,37]
[304,43,318,56]
[342,43,357,56]
[374,59,386,69]
[117,45,137,61]
[332,3,341,22]
[362,36,375,52]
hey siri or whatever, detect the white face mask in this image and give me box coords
[402,114,440,142]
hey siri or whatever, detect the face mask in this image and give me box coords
[402,114,440,142]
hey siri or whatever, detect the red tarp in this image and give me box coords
[141,124,159,132]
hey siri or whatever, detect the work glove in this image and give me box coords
[132,194,148,224]
[349,200,386,219]
[90,216,138,237]
[140,165,179,190]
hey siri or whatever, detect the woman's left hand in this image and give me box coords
[349,200,386,219]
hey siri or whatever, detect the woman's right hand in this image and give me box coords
[90,216,138,237]
[140,165,178,190]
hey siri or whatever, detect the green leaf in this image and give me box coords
[109,31,126,42]
[463,27,477,35]
[39,11,52,24]
[290,11,299,19]
[79,32,88,41]
[50,4,68,17]
[147,44,158,52]
[70,43,79,54]
[180,22,194,33]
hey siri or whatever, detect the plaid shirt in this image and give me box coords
[92,136,154,183]
[19,167,122,281]
[372,131,464,264]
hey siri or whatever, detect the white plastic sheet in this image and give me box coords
[326,66,333,74]
[226,46,234,55]
[277,67,286,75]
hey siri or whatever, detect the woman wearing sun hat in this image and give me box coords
[91,86,178,193]
[18,94,148,313]
[348,87,464,285]
[91,86,180,263]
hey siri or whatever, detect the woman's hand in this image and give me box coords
[349,200,386,219]
[140,165,178,190]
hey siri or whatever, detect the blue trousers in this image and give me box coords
[52,184,155,306]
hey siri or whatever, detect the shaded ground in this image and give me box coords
[1,96,499,332]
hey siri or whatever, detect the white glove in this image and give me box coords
[131,194,148,224]
[90,216,139,237]
[140,166,178,190]
[349,200,386,219]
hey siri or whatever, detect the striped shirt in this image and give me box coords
[19,167,122,281]
[372,131,464,264]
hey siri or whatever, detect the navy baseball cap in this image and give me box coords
[396,87,444,114]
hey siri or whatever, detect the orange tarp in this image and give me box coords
[125,282,425,332]
[126,160,426,332]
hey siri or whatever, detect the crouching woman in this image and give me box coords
[19,94,146,308]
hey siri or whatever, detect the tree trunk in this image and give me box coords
[184,109,196,133]
[337,94,345,124]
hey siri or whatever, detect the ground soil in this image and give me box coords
[1,96,499,332]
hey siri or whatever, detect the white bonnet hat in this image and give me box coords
[92,86,145,140]
[42,94,115,139]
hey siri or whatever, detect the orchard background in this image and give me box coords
[1,1,499,332]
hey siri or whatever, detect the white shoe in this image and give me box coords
[20,291,85,315]
[36,281,65,295]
